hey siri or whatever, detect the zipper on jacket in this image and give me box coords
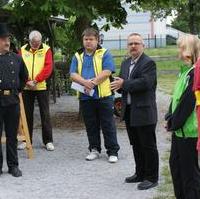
[93,56,102,97]
[181,127,186,138]
[32,54,35,80]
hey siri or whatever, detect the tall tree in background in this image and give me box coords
[8,0,127,57]
[171,0,200,34]
[127,0,200,34]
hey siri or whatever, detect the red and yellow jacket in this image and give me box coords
[193,58,200,150]
[20,43,53,90]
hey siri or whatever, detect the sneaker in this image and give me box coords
[86,149,100,161]
[8,167,22,177]
[46,143,55,151]
[108,155,118,163]
[17,142,27,150]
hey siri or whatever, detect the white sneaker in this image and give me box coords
[17,142,27,150]
[85,149,100,161]
[46,143,55,151]
[108,155,118,163]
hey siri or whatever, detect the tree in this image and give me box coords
[127,0,200,34]
[0,0,9,7]
[5,0,127,59]
[171,0,200,34]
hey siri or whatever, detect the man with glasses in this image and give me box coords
[111,33,159,190]
[0,23,28,177]
[18,30,54,151]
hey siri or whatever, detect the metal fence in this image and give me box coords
[101,35,167,50]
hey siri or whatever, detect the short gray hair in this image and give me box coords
[128,33,145,45]
[29,30,42,41]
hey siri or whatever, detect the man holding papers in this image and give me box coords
[70,28,120,163]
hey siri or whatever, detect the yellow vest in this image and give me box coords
[75,48,112,98]
[21,43,50,90]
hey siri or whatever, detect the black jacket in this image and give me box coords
[119,53,157,126]
[0,52,28,106]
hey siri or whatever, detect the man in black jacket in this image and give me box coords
[111,33,159,190]
[0,23,28,177]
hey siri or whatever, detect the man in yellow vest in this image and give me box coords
[70,28,120,163]
[18,30,54,151]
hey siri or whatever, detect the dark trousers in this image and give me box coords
[80,97,120,156]
[124,106,159,182]
[22,90,53,145]
[0,104,19,170]
[169,135,200,199]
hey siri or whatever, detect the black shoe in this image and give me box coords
[137,180,158,190]
[0,170,2,175]
[8,167,22,177]
[125,174,143,183]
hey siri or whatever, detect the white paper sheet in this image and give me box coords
[71,82,95,97]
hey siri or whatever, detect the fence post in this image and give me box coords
[119,34,121,53]
[160,34,162,47]
[154,34,157,48]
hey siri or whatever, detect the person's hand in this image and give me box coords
[164,121,168,131]
[110,77,124,91]
[26,80,37,90]
[83,79,95,90]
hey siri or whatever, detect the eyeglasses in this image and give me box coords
[128,42,142,46]
[30,40,41,45]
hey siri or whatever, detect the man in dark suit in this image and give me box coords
[0,23,28,177]
[111,33,159,190]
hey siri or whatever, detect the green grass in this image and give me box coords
[158,73,178,95]
[111,45,178,57]
[156,60,182,71]
[153,152,175,199]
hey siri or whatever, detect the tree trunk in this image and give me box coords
[74,16,91,43]
[188,0,196,34]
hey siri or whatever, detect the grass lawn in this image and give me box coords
[111,45,178,57]
[153,151,176,199]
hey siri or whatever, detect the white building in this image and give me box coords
[97,5,167,49]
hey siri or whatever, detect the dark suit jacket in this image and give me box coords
[119,53,157,126]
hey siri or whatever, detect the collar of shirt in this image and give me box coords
[0,51,9,56]
[131,53,143,65]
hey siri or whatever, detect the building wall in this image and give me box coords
[97,6,167,49]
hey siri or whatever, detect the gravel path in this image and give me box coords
[0,91,171,199]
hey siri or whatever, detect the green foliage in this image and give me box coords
[171,0,200,34]
[127,0,200,34]
[0,0,9,7]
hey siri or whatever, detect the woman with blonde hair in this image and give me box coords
[165,34,200,199]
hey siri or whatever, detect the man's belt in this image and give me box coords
[0,90,13,96]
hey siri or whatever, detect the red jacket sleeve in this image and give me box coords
[35,49,53,82]
[193,58,200,91]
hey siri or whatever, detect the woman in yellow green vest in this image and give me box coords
[70,28,120,163]
[165,35,200,199]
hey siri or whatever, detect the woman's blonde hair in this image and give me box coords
[177,34,200,64]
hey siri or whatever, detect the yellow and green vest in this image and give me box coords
[75,48,112,98]
[21,43,50,90]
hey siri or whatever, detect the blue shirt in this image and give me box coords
[70,49,115,100]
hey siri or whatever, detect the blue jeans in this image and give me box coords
[80,97,120,156]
